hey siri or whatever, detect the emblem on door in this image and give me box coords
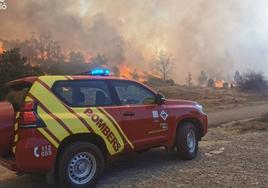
[160,110,168,121]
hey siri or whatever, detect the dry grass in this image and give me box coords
[152,85,268,111]
[259,112,268,123]
[225,119,268,134]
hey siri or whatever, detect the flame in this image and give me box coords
[119,64,132,78]
[215,80,226,88]
[0,42,4,54]
[118,64,147,82]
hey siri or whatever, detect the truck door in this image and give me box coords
[110,80,169,151]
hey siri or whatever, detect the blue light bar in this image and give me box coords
[89,68,111,76]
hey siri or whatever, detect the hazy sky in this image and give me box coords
[0,0,268,82]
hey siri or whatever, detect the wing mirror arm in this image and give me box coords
[156,93,166,105]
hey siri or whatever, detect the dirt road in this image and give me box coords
[208,102,268,125]
[0,104,267,188]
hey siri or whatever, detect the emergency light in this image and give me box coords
[89,68,111,76]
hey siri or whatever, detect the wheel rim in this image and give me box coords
[68,152,97,185]
[187,129,196,153]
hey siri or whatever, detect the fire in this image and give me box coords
[215,80,226,88]
[118,64,147,82]
[0,42,4,54]
[119,64,132,78]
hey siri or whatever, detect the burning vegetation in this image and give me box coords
[1,0,268,84]
[0,0,268,95]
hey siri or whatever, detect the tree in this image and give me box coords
[2,33,62,64]
[89,54,108,68]
[198,70,208,86]
[153,51,174,81]
[237,71,267,92]
[234,70,242,83]
[0,48,43,97]
[185,72,193,86]
[69,51,85,64]
[207,78,215,87]
[34,33,62,62]
[112,66,120,76]
[131,69,139,80]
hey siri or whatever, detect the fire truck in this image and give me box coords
[0,69,207,188]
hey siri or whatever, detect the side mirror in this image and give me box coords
[156,93,166,105]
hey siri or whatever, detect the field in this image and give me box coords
[0,118,267,188]
[153,85,268,112]
[0,85,268,188]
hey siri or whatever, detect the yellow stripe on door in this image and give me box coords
[73,107,125,155]
[37,106,70,141]
[30,82,90,134]
[99,108,134,149]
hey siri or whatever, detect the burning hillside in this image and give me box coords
[0,0,268,83]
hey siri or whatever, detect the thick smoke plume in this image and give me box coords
[0,0,268,82]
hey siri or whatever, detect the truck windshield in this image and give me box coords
[4,84,31,111]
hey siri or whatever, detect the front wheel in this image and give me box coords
[57,142,104,188]
[176,122,198,160]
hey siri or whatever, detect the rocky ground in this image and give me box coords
[0,118,267,188]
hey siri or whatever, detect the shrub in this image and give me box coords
[259,112,268,123]
[237,71,268,92]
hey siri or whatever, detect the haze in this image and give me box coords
[0,0,268,82]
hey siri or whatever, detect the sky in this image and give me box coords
[0,0,268,82]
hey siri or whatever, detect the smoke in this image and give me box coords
[0,0,268,82]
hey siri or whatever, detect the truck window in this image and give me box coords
[112,80,156,105]
[4,84,31,111]
[53,80,113,107]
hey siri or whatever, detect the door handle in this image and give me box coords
[123,111,135,116]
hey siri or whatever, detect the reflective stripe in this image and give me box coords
[12,113,20,154]
[73,107,125,154]
[30,82,90,134]
[37,106,70,141]
[65,76,73,80]
[37,128,59,148]
[28,93,73,135]
[98,107,134,149]
[25,76,135,155]
[38,76,67,87]
[14,134,18,142]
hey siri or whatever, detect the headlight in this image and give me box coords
[195,104,203,112]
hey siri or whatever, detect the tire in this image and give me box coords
[57,142,104,188]
[176,122,198,160]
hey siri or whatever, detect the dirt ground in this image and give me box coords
[0,118,267,188]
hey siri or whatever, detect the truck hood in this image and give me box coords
[164,99,198,106]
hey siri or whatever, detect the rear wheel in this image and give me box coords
[176,122,198,160]
[57,142,104,188]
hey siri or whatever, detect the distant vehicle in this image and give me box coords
[0,69,207,188]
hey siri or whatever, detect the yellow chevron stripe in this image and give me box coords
[12,113,20,154]
[73,108,125,155]
[37,128,59,148]
[30,82,90,134]
[66,76,74,80]
[37,106,70,141]
[14,134,18,143]
[99,108,134,149]
[38,76,67,87]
